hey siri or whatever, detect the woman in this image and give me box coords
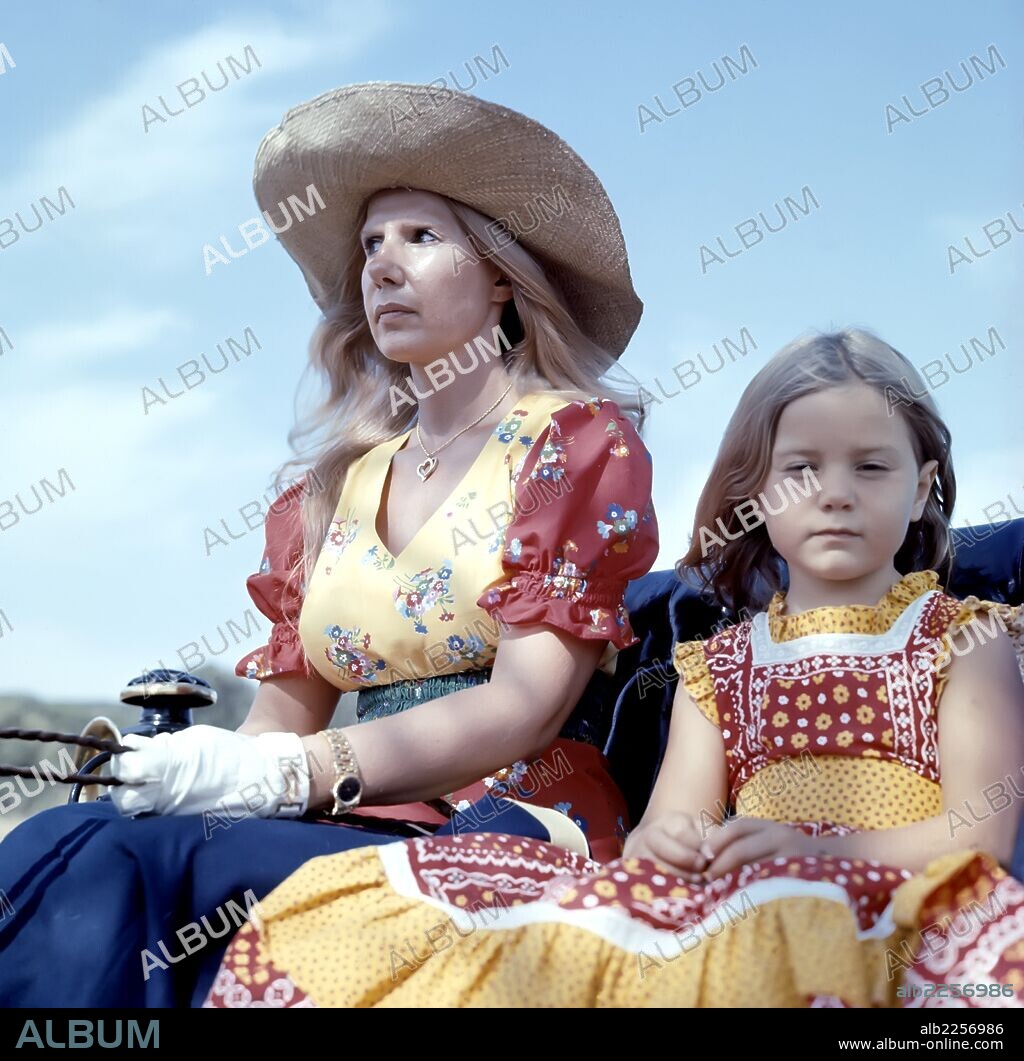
[0,82,658,1008]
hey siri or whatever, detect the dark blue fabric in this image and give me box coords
[0,795,550,1009]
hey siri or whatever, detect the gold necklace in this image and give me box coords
[413,381,515,483]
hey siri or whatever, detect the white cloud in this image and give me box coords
[16,306,186,366]
[0,1,395,248]
[2,381,215,541]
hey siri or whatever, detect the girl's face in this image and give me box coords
[359,188,513,366]
[759,382,938,585]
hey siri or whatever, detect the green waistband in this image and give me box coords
[354,665,612,748]
[355,669,492,722]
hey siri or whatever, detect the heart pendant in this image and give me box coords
[416,456,438,482]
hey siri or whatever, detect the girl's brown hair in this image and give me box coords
[266,191,646,643]
[676,328,956,614]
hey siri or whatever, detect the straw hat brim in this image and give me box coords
[252,81,642,357]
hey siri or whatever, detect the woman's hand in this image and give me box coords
[108,725,312,819]
[621,812,710,883]
[702,817,815,878]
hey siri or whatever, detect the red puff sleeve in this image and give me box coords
[475,396,659,650]
[234,477,315,681]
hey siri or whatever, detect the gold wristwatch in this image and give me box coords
[320,728,364,815]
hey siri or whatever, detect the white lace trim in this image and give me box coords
[749,590,940,665]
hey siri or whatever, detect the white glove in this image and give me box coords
[109,725,311,819]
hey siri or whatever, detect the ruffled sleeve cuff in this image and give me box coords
[235,620,309,681]
[672,638,719,726]
[933,597,1024,699]
[479,570,639,651]
[233,477,315,682]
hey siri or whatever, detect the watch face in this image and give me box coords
[336,775,362,803]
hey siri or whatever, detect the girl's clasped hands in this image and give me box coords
[623,811,815,882]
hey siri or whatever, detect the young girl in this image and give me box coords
[205,328,1024,1008]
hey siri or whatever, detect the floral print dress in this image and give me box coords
[235,390,659,860]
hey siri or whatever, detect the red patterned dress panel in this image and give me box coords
[701,590,964,803]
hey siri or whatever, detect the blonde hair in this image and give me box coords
[267,191,646,639]
[676,327,956,613]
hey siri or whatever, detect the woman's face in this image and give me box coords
[759,382,938,585]
[359,188,512,366]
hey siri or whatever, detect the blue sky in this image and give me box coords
[0,0,1020,699]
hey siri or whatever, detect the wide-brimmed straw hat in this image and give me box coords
[252,81,642,357]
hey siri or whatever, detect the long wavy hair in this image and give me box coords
[675,328,957,614]
[266,190,646,639]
